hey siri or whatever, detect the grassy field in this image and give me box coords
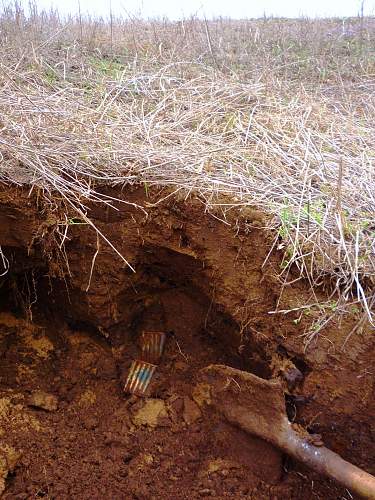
[0,5,374,329]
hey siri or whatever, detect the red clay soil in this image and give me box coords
[0,184,374,499]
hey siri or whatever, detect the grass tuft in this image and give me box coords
[0,6,374,326]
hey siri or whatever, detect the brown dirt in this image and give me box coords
[0,184,374,499]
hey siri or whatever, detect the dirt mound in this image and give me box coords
[0,185,374,498]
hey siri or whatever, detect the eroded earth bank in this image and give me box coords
[0,185,374,499]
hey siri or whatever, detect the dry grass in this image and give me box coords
[0,5,374,331]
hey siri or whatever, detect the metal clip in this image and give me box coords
[140,331,167,364]
[124,359,157,396]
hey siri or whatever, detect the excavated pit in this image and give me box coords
[0,185,374,499]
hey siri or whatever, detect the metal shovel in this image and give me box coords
[197,364,375,499]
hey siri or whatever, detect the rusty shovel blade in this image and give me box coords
[124,359,157,397]
[140,331,167,364]
[197,364,375,500]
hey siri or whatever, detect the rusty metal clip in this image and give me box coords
[124,359,157,396]
[140,331,167,364]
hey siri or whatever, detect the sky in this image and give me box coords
[32,0,374,20]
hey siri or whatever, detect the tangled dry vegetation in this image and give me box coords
[0,6,374,330]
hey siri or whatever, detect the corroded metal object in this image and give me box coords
[140,331,167,364]
[124,360,157,396]
[198,364,375,500]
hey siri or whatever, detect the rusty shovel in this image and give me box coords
[197,364,375,499]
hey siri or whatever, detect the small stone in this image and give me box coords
[183,397,201,425]
[199,488,213,497]
[132,399,169,428]
[192,383,211,407]
[199,458,240,479]
[78,389,97,407]
[28,391,58,411]
[142,453,154,465]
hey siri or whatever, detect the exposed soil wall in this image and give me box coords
[0,184,374,499]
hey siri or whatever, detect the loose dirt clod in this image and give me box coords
[132,399,169,428]
[28,391,58,412]
[0,445,21,494]
[203,458,240,476]
[183,397,202,425]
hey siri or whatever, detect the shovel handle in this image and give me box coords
[198,365,375,499]
[282,427,375,500]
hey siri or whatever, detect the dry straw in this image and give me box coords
[0,8,374,330]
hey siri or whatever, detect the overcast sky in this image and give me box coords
[31,0,374,20]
